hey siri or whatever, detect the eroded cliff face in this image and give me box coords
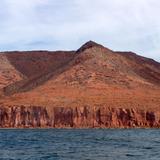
[0,105,159,128]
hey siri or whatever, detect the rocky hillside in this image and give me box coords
[0,41,159,128]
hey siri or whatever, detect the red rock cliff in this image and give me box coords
[0,106,159,128]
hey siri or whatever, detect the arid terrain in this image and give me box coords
[0,41,160,128]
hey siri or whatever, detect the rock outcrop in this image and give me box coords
[0,105,159,128]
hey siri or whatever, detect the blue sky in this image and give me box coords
[0,0,160,61]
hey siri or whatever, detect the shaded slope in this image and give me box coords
[116,51,160,85]
[3,51,75,95]
[5,51,75,78]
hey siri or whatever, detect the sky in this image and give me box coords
[0,0,160,61]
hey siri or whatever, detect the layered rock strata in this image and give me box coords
[0,106,159,128]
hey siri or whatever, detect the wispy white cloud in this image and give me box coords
[0,0,159,61]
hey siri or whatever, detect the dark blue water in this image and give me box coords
[0,129,160,160]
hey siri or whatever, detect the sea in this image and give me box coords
[0,129,160,160]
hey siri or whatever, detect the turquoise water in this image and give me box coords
[0,129,160,160]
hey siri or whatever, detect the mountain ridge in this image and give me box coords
[0,41,159,95]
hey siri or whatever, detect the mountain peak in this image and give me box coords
[76,40,104,53]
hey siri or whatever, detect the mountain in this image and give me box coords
[0,41,159,128]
